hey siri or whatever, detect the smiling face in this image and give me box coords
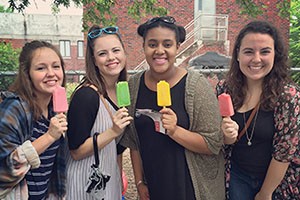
[238,33,275,84]
[93,34,126,81]
[29,47,64,99]
[143,26,179,74]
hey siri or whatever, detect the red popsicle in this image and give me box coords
[218,93,234,117]
[53,86,68,113]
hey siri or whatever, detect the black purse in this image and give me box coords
[84,132,111,199]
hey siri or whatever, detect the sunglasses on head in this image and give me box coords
[88,26,119,39]
[145,16,176,26]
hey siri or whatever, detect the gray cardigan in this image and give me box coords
[120,70,225,200]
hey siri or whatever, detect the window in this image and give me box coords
[59,40,71,57]
[77,40,84,57]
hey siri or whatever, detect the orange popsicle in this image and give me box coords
[218,93,234,116]
[53,86,68,113]
[157,80,171,108]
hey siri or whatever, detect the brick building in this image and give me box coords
[0,0,289,72]
[111,0,289,70]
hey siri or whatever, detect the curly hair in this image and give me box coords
[10,40,66,120]
[225,20,291,111]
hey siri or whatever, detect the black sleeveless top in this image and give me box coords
[135,74,196,200]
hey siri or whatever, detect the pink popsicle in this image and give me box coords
[53,86,68,113]
[218,93,234,117]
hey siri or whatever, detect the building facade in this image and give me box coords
[0,0,289,72]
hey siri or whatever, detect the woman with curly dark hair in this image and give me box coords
[217,20,300,200]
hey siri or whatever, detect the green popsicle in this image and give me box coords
[116,81,131,107]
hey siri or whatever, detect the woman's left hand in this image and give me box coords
[160,108,178,136]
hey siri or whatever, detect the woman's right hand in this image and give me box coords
[221,116,239,144]
[110,107,132,137]
[47,113,68,140]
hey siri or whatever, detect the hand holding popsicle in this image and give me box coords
[116,81,131,107]
[157,80,172,108]
[160,107,178,136]
[110,107,133,137]
[218,93,238,144]
[157,80,177,135]
[221,117,239,144]
[48,113,68,140]
[53,86,68,113]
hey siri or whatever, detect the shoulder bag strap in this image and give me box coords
[91,87,114,166]
[89,84,113,120]
[237,103,260,141]
[99,95,113,120]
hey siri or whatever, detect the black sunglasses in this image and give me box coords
[145,16,176,26]
[88,26,119,39]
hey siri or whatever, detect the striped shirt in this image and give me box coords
[0,91,66,199]
[65,87,122,200]
[26,115,61,200]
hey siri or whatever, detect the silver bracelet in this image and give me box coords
[136,180,144,188]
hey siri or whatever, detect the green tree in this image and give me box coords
[5,0,297,84]
[0,42,20,90]
[0,4,12,12]
[6,0,291,26]
[289,0,300,68]
[236,0,290,18]
[7,0,168,30]
[289,0,300,85]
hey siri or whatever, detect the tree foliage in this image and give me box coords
[3,0,298,85]
[0,42,20,90]
[6,0,168,30]
[5,0,291,24]
[0,4,12,12]
[289,0,300,68]
[236,0,290,18]
[289,0,300,85]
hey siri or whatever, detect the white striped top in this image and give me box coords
[65,98,122,200]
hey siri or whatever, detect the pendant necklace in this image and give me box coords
[243,106,259,146]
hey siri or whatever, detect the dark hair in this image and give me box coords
[225,20,290,111]
[137,16,186,44]
[80,25,127,97]
[10,40,66,119]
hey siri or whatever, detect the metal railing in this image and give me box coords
[0,68,299,89]
[1,68,299,77]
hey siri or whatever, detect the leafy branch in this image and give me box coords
[6,0,167,30]
[236,0,290,18]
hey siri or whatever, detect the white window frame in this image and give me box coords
[59,40,71,57]
[77,40,84,58]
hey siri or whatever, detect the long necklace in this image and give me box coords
[243,106,259,146]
